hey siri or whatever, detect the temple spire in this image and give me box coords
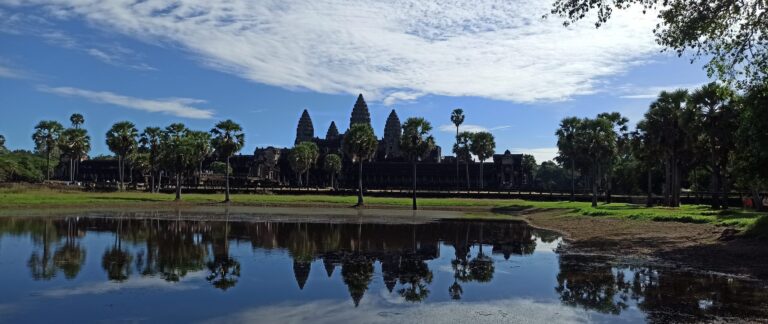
[349,94,372,130]
[295,109,314,145]
[325,121,339,140]
[383,109,401,159]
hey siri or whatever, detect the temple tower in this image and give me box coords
[295,109,314,145]
[349,94,372,129]
[325,121,340,141]
[383,109,401,159]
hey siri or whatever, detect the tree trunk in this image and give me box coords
[752,188,763,212]
[479,160,484,189]
[150,173,155,194]
[570,159,575,202]
[46,149,51,181]
[711,161,720,209]
[118,155,123,191]
[224,155,231,202]
[664,159,671,207]
[606,167,612,204]
[455,127,459,189]
[356,161,364,207]
[646,168,653,207]
[306,168,310,187]
[591,162,598,207]
[412,160,417,210]
[465,160,470,191]
[175,155,181,201]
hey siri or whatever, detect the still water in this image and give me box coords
[0,210,766,323]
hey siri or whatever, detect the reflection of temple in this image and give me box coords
[2,217,537,305]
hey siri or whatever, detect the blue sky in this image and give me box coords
[0,1,710,162]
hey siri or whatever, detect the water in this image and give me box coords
[0,210,766,323]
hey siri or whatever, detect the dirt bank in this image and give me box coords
[522,211,768,279]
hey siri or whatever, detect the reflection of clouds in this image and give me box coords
[40,272,205,298]
[202,294,591,323]
[0,303,16,316]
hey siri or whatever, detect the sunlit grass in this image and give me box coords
[0,187,765,231]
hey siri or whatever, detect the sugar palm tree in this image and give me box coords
[139,127,163,193]
[453,131,473,190]
[59,128,90,183]
[556,117,581,201]
[187,130,213,188]
[32,120,64,181]
[0,134,6,153]
[106,121,138,191]
[323,154,342,189]
[161,123,189,201]
[400,117,435,210]
[469,132,495,189]
[210,120,245,202]
[450,109,465,188]
[343,124,378,207]
[289,142,319,187]
[69,113,84,129]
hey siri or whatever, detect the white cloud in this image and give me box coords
[618,83,705,99]
[0,64,23,79]
[39,86,215,119]
[509,147,558,163]
[438,124,511,133]
[2,0,660,103]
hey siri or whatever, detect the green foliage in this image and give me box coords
[450,108,465,128]
[0,134,6,153]
[551,0,768,88]
[210,161,231,175]
[210,119,245,159]
[734,83,768,192]
[0,151,46,182]
[323,154,342,174]
[400,117,435,162]
[469,132,495,162]
[452,131,473,162]
[343,124,378,163]
[69,113,84,129]
[289,141,319,177]
[105,121,138,158]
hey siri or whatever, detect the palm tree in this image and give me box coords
[105,121,138,191]
[0,134,6,153]
[69,113,84,129]
[556,117,581,201]
[139,127,163,193]
[187,130,213,188]
[450,108,465,188]
[453,131,473,190]
[210,120,245,202]
[343,124,378,207]
[400,117,435,210]
[323,153,342,189]
[289,142,319,187]
[575,117,616,207]
[469,132,495,189]
[161,123,189,201]
[59,128,91,184]
[32,120,64,180]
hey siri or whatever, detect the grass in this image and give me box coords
[1,186,766,232]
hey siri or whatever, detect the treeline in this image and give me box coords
[554,82,768,210]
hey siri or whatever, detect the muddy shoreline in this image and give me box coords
[2,203,767,280]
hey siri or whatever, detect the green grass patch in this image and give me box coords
[0,187,766,228]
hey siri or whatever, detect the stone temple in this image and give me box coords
[253,94,528,189]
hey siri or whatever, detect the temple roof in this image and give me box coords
[325,121,339,140]
[295,109,314,145]
[349,94,371,129]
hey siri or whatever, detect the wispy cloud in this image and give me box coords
[38,86,215,119]
[438,124,512,133]
[4,1,661,104]
[618,83,705,99]
[0,64,24,79]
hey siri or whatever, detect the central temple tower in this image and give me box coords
[349,94,372,129]
[383,109,401,159]
[295,109,314,145]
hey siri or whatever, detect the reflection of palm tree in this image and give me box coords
[555,255,629,315]
[102,219,132,282]
[27,222,57,280]
[397,258,433,303]
[469,224,494,283]
[54,219,85,279]
[206,211,241,290]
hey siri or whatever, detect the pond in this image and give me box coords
[0,209,766,323]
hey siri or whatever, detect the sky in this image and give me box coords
[0,0,711,163]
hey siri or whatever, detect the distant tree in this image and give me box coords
[469,132,495,189]
[556,117,582,201]
[160,123,189,201]
[210,161,231,175]
[687,82,738,209]
[596,112,630,204]
[106,121,138,191]
[638,90,690,207]
[187,131,212,188]
[400,117,436,210]
[450,108,465,187]
[576,117,617,207]
[289,142,319,187]
[343,124,378,207]
[32,120,64,181]
[58,128,90,183]
[630,127,658,207]
[0,134,7,153]
[323,153,342,189]
[139,127,163,193]
[551,0,768,88]
[69,113,84,129]
[537,161,567,192]
[210,120,245,202]
[521,154,538,187]
[453,131,473,190]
